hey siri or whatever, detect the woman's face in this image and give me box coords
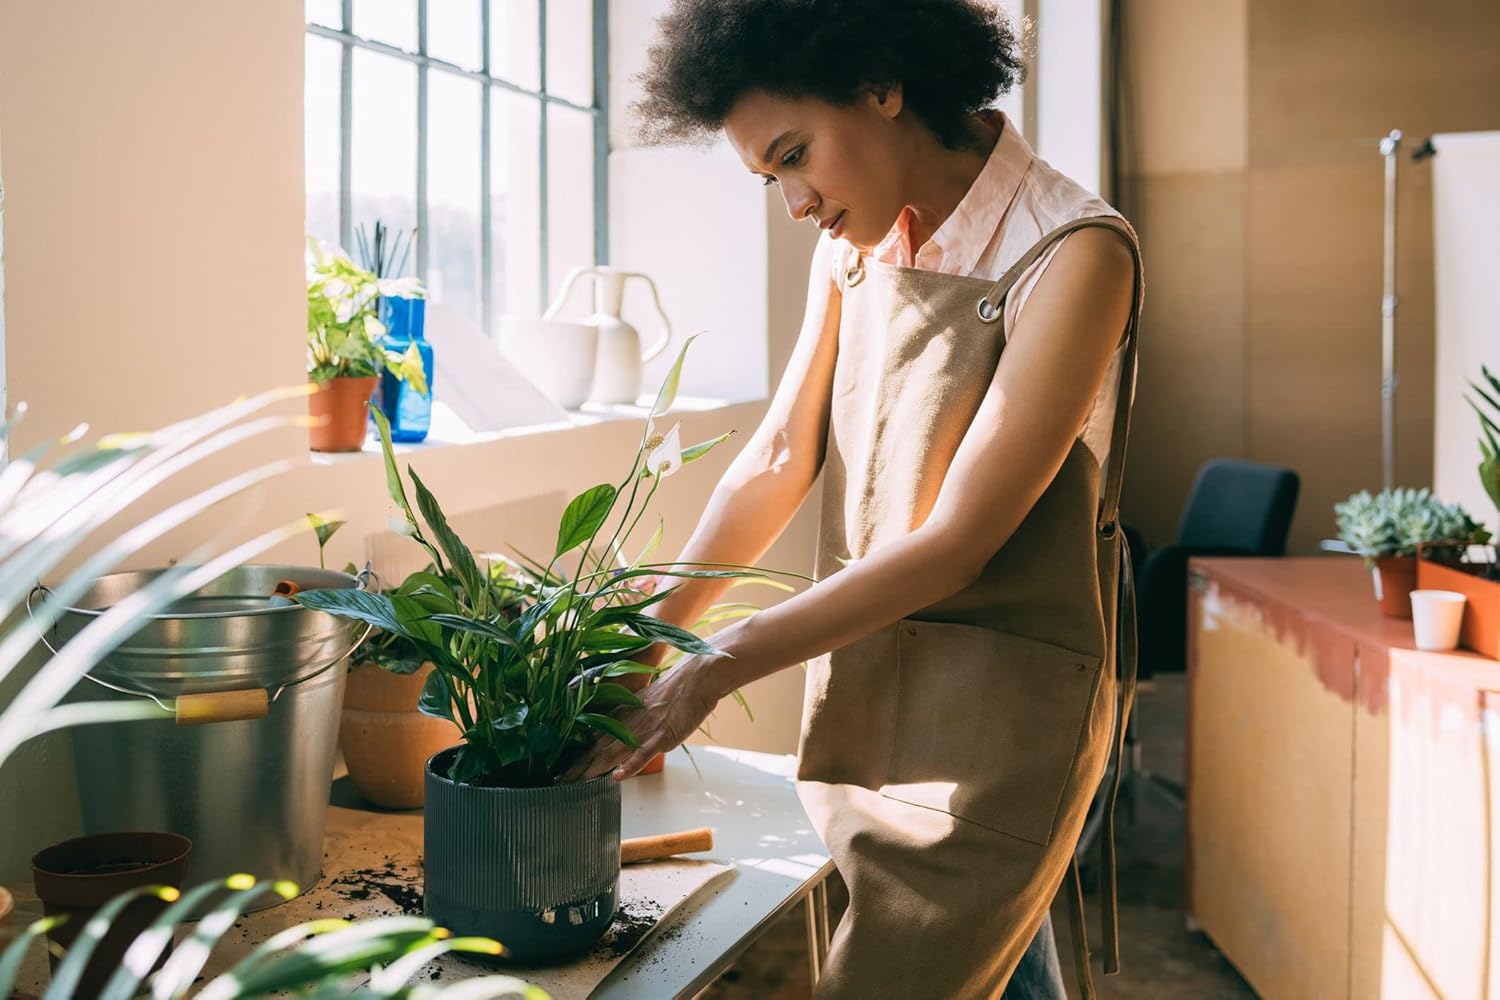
[724,87,910,251]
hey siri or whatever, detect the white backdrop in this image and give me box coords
[1431,131,1500,527]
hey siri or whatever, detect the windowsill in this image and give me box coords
[308,394,759,464]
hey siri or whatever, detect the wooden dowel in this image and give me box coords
[620,827,714,865]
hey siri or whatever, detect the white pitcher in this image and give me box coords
[546,266,672,405]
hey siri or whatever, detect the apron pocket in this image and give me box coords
[880,619,1104,846]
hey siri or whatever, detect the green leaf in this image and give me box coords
[373,654,427,676]
[576,712,641,749]
[98,879,234,1000]
[0,915,64,1000]
[409,468,483,604]
[207,918,441,995]
[577,630,655,654]
[294,589,416,637]
[419,668,455,722]
[449,744,497,784]
[621,613,719,655]
[306,513,346,548]
[604,660,663,678]
[556,484,618,559]
[45,887,170,995]
[649,334,699,419]
[427,613,523,651]
[401,342,429,396]
[371,407,417,526]
[493,703,529,731]
[144,879,294,998]
[586,683,644,709]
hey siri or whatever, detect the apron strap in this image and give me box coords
[1099,529,1139,974]
[1064,858,1098,1000]
[978,215,1144,984]
[973,214,1143,540]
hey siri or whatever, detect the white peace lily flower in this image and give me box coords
[646,422,683,478]
[387,513,415,537]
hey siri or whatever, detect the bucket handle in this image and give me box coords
[26,570,376,724]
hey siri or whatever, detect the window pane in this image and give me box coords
[306,0,341,29]
[427,73,483,325]
[351,49,418,264]
[491,92,542,322]
[489,0,539,91]
[305,35,343,248]
[354,0,417,52]
[428,0,482,70]
[546,104,594,306]
[545,0,593,105]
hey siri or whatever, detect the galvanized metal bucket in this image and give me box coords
[41,565,369,903]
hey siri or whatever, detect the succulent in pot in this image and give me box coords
[295,340,800,961]
[1334,487,1490,616]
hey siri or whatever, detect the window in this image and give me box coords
[305,0,608,334]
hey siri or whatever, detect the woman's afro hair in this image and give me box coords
[632,0,1026,151]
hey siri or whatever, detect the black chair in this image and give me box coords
[1133,459,1301,681]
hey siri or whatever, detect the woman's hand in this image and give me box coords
[560,653,728,782]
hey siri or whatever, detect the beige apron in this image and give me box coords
[797,216,1143,999]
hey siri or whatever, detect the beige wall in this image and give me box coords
[0,0,818,879]
[1119,0,1500,553]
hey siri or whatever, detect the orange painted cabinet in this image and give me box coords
[1187,558,1500,1000]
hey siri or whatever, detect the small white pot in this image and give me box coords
[1410,589,1467,651]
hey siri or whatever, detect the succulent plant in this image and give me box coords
[1334,487,1491,566]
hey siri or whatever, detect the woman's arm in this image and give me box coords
[638,233,843,638]
[577,228,1136,779]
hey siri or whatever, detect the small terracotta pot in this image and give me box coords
[636,752,666,776]
[308,376,377,452]
[1374,555,1418,618]
[340,662,460,809]
[31,831,191,998]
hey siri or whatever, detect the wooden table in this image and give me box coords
[1188,557,1500,999]
[11,745,834,999]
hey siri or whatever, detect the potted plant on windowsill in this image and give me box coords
[306,237,428,452]
[1416,365,1500,656]
[1335,487,1490,617]
[294,341,801,962]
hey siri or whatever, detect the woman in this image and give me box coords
[562,1,1142,995]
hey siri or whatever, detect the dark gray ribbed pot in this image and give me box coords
[424,746,621,963]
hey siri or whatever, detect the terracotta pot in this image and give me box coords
[636,752,666,776]
[308,376,377,452]
[1417,557,1500,658]
[31,831,191,998]
[340,662,460,809]
[1373,556,1418,618]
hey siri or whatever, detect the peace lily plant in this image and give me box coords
[295,338,798,788]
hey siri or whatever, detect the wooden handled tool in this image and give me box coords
[175,688,270,726]
[620,827,714,865]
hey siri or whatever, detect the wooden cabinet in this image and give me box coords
[1187,558,1500,1000]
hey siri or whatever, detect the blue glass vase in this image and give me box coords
[375,296,433,443]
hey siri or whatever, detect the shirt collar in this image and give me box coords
[873,110,1032,273]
